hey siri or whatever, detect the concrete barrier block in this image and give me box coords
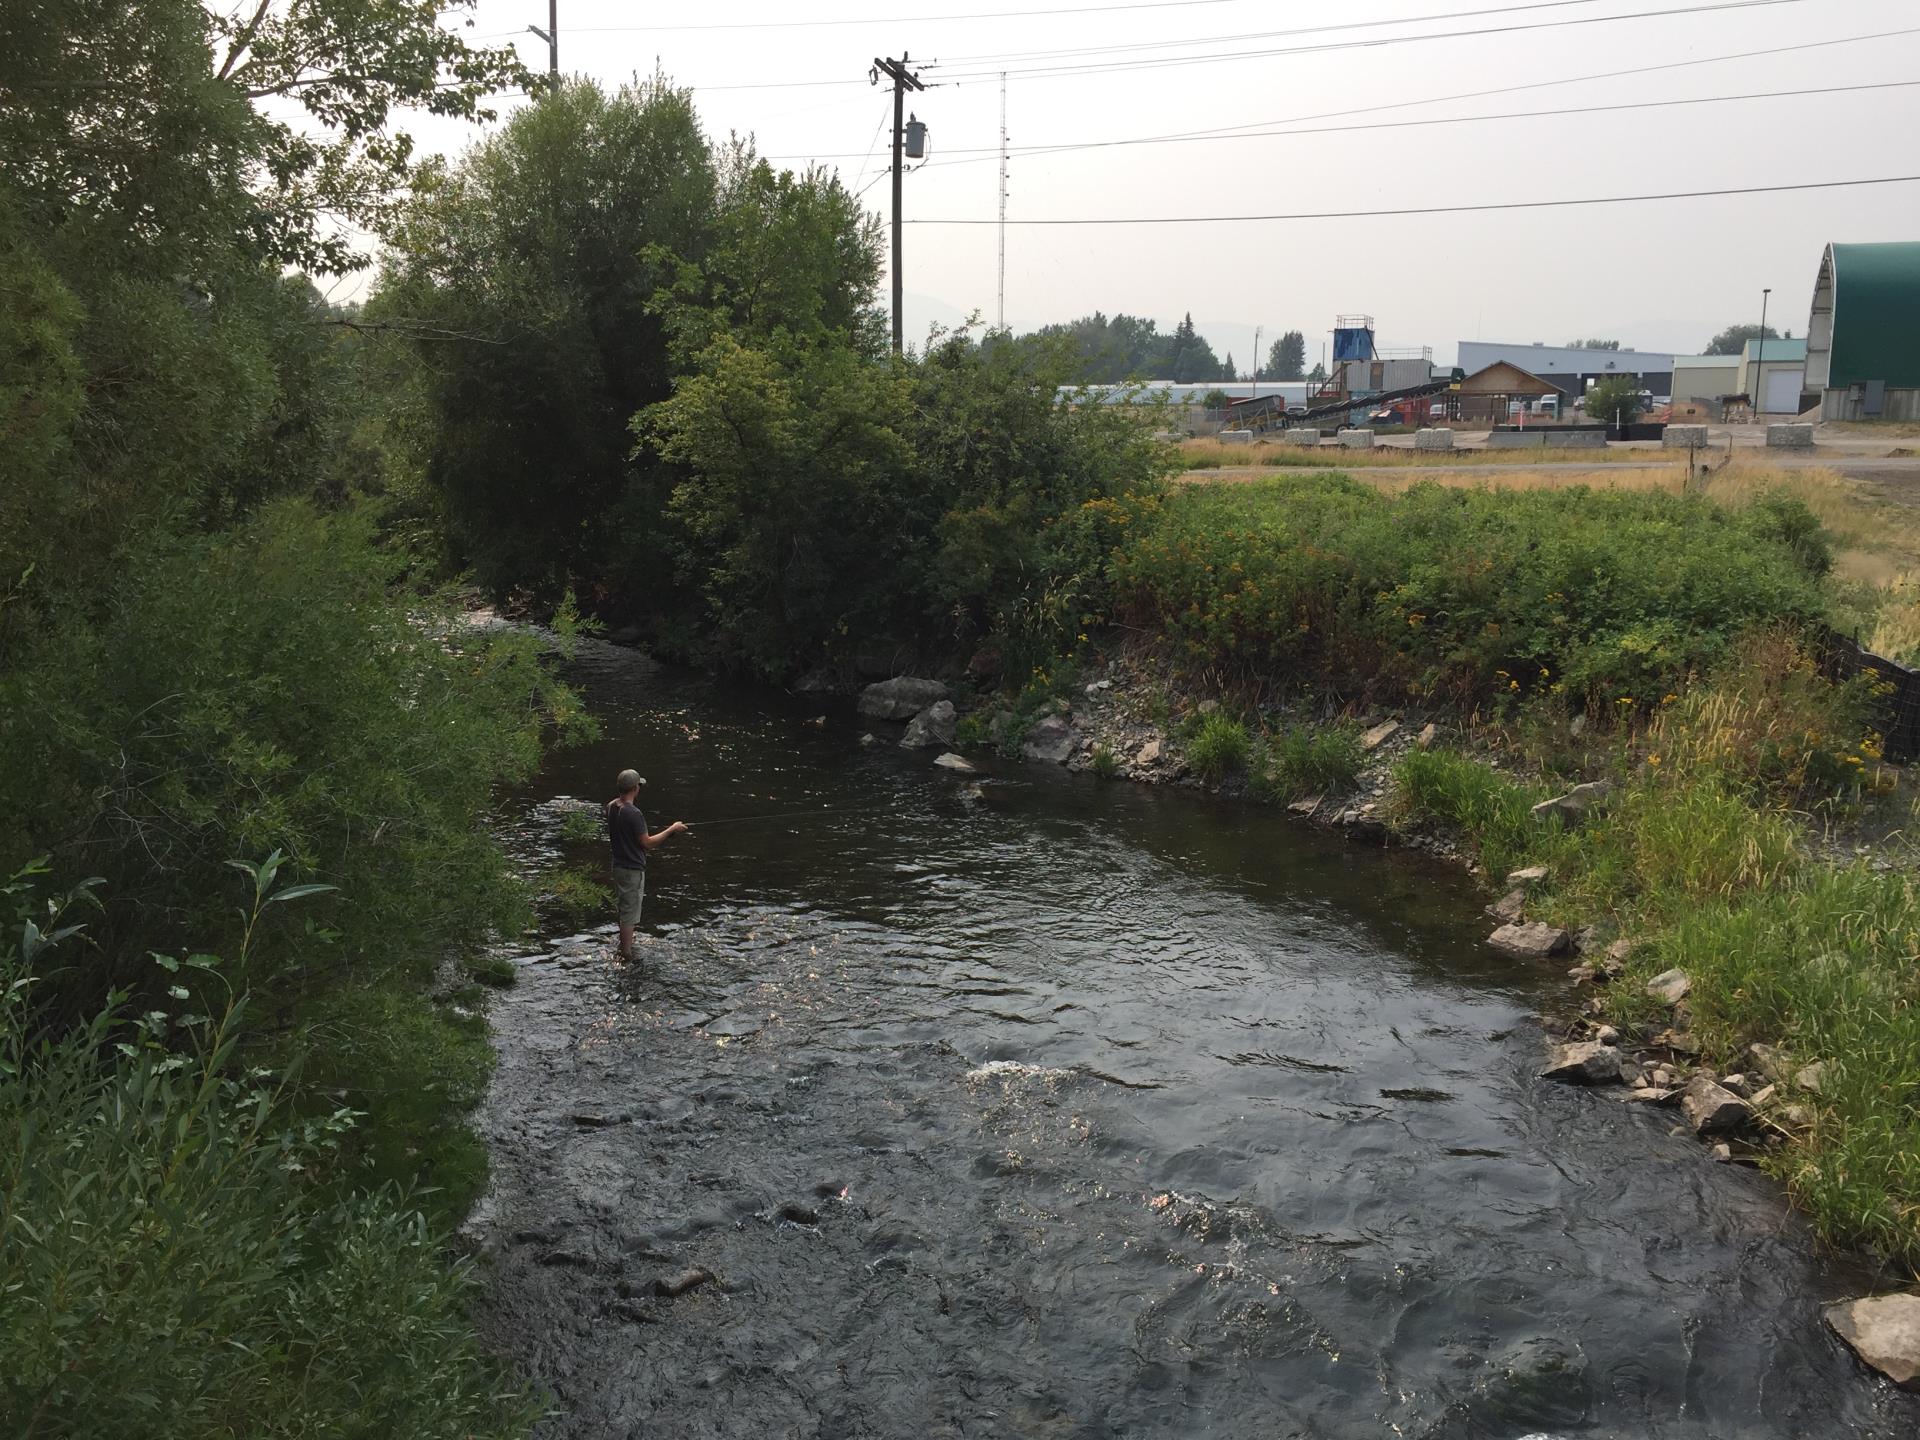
[1283,427,1320,447]
[1218,429,1253,445]
[1663,425,1710,449]
[1338,429,1375,449]
[1487,430,1547,448]
[1767,423,1815,449]
[1414,428,1454,451]
[1559,430,1607,449]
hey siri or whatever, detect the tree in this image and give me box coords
[1222,351,1236,380]
[1584,376,1642,427]
[1160,312,1223,383]
[1267,330,1306,380]
[1704,323,1781,356]
[1307,361,1327,384]
[1569,339,1622,351]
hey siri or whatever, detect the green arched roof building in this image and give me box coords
[1806,242,1920,401]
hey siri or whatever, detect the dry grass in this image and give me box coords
[1822,420,1920,439]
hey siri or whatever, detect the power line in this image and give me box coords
[915,78,1920,170]
[904,173,1920,226]
[767,77,1920,165]
[931,0,1624,66]
[526,0,1258,32]
[923,0,1814,82]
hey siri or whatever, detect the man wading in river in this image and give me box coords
[607,768,688,963]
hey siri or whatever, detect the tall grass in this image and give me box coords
[1250,723,1366,801]
[1186,711,1251,782]
[1393,638,1920,1267]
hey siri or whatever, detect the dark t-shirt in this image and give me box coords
[608,800,648,870]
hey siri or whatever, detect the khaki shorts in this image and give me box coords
[612,866,646,927]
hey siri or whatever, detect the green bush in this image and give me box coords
[1089,743,1119,779]
[0,868,538,1440]
[545,865,613,928]
[1186,711,1250,782]
[1110,475,1830,709]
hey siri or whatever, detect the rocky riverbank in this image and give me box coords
[845,654,1920,1393]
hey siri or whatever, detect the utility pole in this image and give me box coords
[997,72,1008,332]
[1252,325,1261,397]
[528,0,558,78]
[872,53,926,354]
[1754,286,1772,415]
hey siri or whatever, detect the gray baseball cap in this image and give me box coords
[615,768,646,792]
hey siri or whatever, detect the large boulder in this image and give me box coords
[899,700,957,749]
[1680,1075,1750,1135]
[1022,714,1076,765]
[1825,1293,1920,1389]
[1541,1041,1622,1085]
[1488,921,1571,958]
[1531,780,1613,827]
[858,676,949,720]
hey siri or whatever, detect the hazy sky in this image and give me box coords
[376,0,1920,366]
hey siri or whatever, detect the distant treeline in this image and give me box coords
[1010,313,1311,384]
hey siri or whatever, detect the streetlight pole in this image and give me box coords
[1754,287,1772,416]
[1252,325,1261,398]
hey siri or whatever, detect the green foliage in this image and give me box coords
[1394,749,1557,881]
[544,866,613,928]
[1262,724,1365,800]
[1111,475,1830,710]
[467,954,518,988]
[1089,744,1120,779]
[1704,322,1781,357]
[1018,309,1226,383]
[559,807,604,842]
[1583,376,1642,427]
[0,870,539,1439]
[1266,330,1306,381]
[1186,712,1251,782]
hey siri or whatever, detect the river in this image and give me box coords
[472,637,1918,1438]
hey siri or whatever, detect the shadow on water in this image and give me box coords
[474,639,1919,1439]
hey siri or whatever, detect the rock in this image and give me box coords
[1022,713,1076,765]
[1568,713,1588,739]
[859,733,876,747]
[1651,1067,1674,1087]
[1288,796,1322,816]
[1488,921,1571,958]
[857,676,949,721]
[1343,813,1389,846]
[1197,699,1220,716]
[1134,738,1162,766]
[899,699,957,749]
[1416,722,1438,750]
[793,667,838,694]
[1779,1103,1816,1129]
[1651,1028,1700,1056]
[804,714,827,729]
[1719,1072,1752,1098]
[1605,936,1637,963]
[965,646,1002,680]
[1796,1060,1829,1094]
[776,1202,820,1226]
[1594,1025,1620,1046]
[1680,1075,1751,1135]
[1825,1293,1920,1389]
[1747,1042,1793,1083]
[1625,1087,1679,1105]
[656,1267,714,1298]
[1486,889,1528,924]
[1507,865,1550,887]
[1748,1083,1777,1107]
[1645,968,1692,1005]
[1541,1041,1622,1085]
[1710,1142,1733,1163]
[932,751,975,772]
[1530,780,1613,827]
[1361,719,1400,751]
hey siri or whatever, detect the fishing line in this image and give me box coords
[684,803,916,828]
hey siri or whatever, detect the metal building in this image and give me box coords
[1806,242,1920,422]
[1455,341,1675,402]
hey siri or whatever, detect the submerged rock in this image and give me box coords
[1645,968,1692,1004]
[655,1266,714,1298]
[1680,1075,1750,1135]
[858,676,948,721]
[1541,1041,1622,1085]
[932,751,975,772]
[1825,1293,1920,1389]
[1488,921,1571,958]
[899,699,957,749]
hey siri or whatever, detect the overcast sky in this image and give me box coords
[380,0,1920,366]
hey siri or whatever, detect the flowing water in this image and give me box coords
[473,638,1917,1438]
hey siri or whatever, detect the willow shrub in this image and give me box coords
[1109,475,1830,708]
[0,867,540,1440]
